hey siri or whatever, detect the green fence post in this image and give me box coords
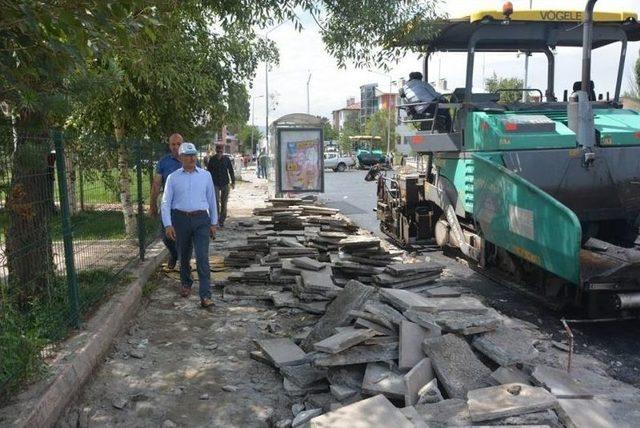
[78,165,85,211]
[53,130,80,328]
[135,139,145,260]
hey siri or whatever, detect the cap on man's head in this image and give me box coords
[179,142,197,156]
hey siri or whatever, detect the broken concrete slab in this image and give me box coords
[467,383,557,422]
[348,310,395,331]
[223,284,284,300]
[490,367,532,386]
[363,301,406,326]
[404,308,503,335]
[327,365,366,391]
[329,384,357,401]
[531,365,593,399]
[472,326,539,366]
[353,318,396,336]
[399,320,437,370]
[314,343,398,367]
[271,291,299,308]
[416,296,488,314]
[379,288,433,312]
[399,406,429,428]
[305,393,334,412]
[404,358,434,407]
[280,364,327,388]
[301,280,375,351]
[292,408,323,427]
[361,362,406,400]
[422,334,491,399]
[416,378,443,404]
[292,256,326,271]
[413,399,472,426]
[249,350,276,367]
[384,261,442,277]
[556,398,617,428]
[284,378,328,397]
[313,328,378,354]
[255,338,308,367]
[424,286,462,298]
[309,394,414,428]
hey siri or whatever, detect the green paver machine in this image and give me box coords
[376,1,640,316]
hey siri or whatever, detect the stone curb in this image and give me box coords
[13,240,168,428]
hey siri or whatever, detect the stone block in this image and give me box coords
[314,328,378,354]
[404,358,434,407]
[292,256,325,271]
[280,364,327,388]
[314,343,398,367]
[384,262,443,277]
[292,408,323,427]
[361,362,406,400]
[309,394,414,428]
[531,365,593,399]
[422,334,491,399]
[424,286,461,298]
[353,318,395,336]
[330,384,357,401]
[379,289,433,312]
[413,399,471,426]
[467,383,558,422]
[399,320,437,370]
[472,327,539,366]
[490,367,532,386]
[556,398,617,428]
[256,338,308,367]
[327,365,366,390]
[405,308,503,335]
[363,301,406,326]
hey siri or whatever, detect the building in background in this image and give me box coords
[359,83,378,125]
[331,97,361,131]
[215,125,239,154]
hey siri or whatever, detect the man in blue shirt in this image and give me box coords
[150,133,183,269]
[161,142,218,308]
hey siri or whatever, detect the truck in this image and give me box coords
[323,152,355,172]
[375,1,640,317]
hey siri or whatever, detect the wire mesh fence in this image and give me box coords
[0,126,163,401]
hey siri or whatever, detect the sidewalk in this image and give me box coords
[57,175,305,427]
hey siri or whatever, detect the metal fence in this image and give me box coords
[0,126,161,400]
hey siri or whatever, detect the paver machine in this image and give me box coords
[376,1,640,317]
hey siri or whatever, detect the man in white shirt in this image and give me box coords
[161,142,217,308]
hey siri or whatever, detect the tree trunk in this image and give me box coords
[114,124,137,238]
[65,150,77,215]
[5,123,54,307]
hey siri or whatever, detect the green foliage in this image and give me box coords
[485,72,524,103]
[236,125,263,155]
[338,115,362,153]
[364,108,396,151]
[320,117,338,142]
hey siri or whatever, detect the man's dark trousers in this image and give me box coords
[160,219,179,263]
[171,211,211,300]
[215,184,230,227]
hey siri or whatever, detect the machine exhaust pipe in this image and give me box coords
[613,293,640,310]
[581,0,598,92]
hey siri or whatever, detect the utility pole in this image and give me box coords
[523,0,533,101]
[306,72,312,114]
[251,94,264,158]
[387,78,392,155]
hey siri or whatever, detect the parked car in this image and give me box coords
[323,152,355,172]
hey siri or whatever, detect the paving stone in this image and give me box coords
[372,272,440,287]
[404,308,503,335]
[556,398,616,428]
[467,383,558,422]
[244,265,271,277]
[531,365,593,399]
[348,310,395,330]
[271,291,299,308]
[404,358,434,406]
[309,394,414,428]
[314,343,398,367]
[329,384,357,401]
[399,320,437,370]
[306,393,334,412]
[399,406,429,428]
[314,327,378,354]
[298,300,328,315]
[292,257,326,271]
[379,288,433,312]
[292,408,323,427]
[416,378,443,404]
[280,364,327,388]
[413,399,472,426]
[284,378,328,397]
[353,318,396,336]
[363,301,406,326]
[417,296,488,314]
[256,338,308,367]
[490,367,532,386]
[302,280,375,351]
[361,362,406,400]
[384,261,442,276]
[281,259,303,275]
[492,408,560,427]
[423,285,461,298]
[327,365,366,390]
[250,350,276,367]
[422,334,491,399]
[473,327,539,366]
[224,284,284,300]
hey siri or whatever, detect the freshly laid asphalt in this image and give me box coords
[320,168,640,387]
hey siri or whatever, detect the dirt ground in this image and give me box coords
[56,172,640,428]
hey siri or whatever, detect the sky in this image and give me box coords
[248,0,640,132]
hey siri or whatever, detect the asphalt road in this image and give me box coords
[320,167,640,387]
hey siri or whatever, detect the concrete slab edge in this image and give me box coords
[13,240,168,428]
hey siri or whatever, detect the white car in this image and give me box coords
[324,152,356,172]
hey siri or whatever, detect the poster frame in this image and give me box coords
[275,127,325,194]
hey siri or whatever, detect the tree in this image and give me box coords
[364,108,396,151]
[485,72,524,103]
[236,125,263,155]
[320,117,338,142]
[338,115,361,153]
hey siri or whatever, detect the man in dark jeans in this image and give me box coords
[206,144,235,228]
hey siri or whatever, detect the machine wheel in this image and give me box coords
[336,162,347,172]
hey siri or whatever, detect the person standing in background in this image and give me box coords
[206,143,235,228]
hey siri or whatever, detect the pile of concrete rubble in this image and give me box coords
[221,198,613,428]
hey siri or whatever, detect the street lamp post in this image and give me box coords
[306,72,312,114]
[251,94,264,158]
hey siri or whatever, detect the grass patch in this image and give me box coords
[0,268,127,400]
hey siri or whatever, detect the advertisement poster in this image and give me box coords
[277,128,324,193]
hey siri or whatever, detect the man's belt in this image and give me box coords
[172,209,208,217]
